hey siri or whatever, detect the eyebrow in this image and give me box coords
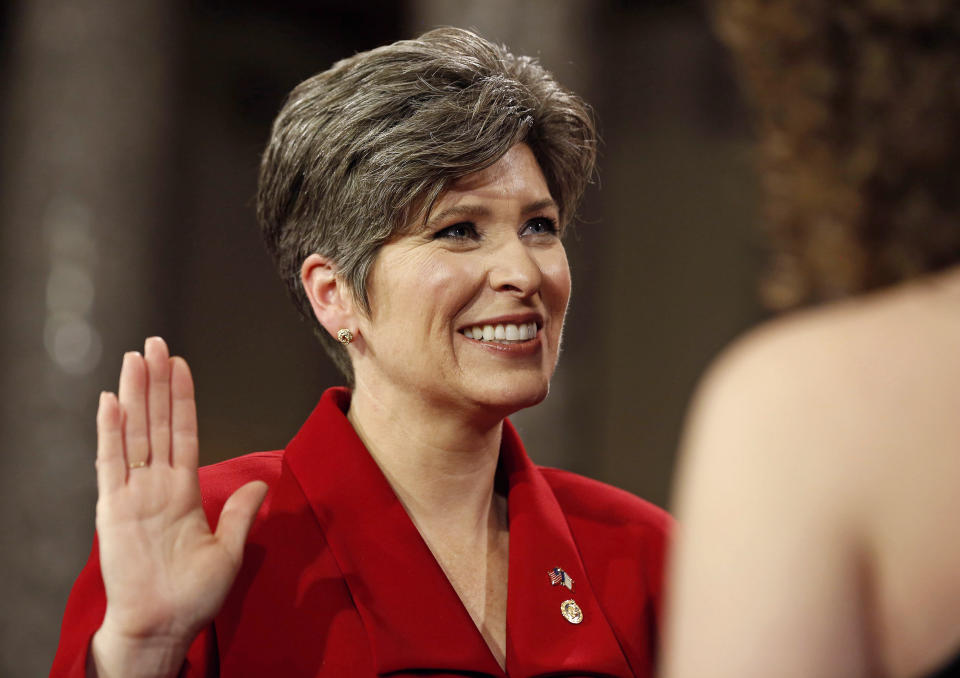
[424,198,559,229]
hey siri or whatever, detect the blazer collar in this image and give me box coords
[284,388,632,677]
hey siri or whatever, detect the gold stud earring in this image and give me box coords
[337,328,354,345]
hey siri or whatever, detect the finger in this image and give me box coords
[215,481,269,567]
[170,356,199,470]
[118,352,149,468]
[144,337,172,466]
[96,392,126,493]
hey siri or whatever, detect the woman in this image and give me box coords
[51,28,670,678]
[663,2,960,677]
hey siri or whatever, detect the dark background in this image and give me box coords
[0,1,763,674]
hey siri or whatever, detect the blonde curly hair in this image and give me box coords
[712,0,960,309]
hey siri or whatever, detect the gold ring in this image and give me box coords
[128,460,148,469]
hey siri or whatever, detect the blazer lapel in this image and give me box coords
[283,388,505,676]
[282,388,632,677]
[501,420,634,678]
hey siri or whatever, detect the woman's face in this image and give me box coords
[353,143,571,419]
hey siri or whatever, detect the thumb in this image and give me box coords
[214,480,269,565]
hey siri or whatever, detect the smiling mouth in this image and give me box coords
[461,322,539,344]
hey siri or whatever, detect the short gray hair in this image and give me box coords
[256,27,598,383]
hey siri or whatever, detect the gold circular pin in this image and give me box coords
[560,599,583,624]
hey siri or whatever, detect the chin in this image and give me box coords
[468,374,552,418]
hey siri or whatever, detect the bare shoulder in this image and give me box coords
[686,272,960,480]
[663,301,889,677]
[674,271,960,563]
[667,270,960,678]
[663,276,960,678]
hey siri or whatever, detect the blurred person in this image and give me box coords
[50,28,670,678]
[663,1,960,677]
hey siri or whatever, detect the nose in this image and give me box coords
[488,239,543,298]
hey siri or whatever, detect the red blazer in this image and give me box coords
[51,388,670,677]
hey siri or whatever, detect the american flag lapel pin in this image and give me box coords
[547,566,574,591]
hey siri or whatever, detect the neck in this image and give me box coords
[346,382,507,541]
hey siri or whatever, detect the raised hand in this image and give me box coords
[89,337,267,678]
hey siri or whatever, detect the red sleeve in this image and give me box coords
[49,535,218,678]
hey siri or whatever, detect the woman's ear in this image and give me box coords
[301,254,357,341]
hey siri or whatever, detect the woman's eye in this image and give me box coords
[521,217,559,237]
[434,222,479,240]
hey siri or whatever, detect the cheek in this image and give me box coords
[419,254,485,310]
[370,252,481,330]
[540,249,572,314]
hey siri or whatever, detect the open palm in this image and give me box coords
[91,337,266,674]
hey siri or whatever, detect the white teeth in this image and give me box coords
[463,322,538,343]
